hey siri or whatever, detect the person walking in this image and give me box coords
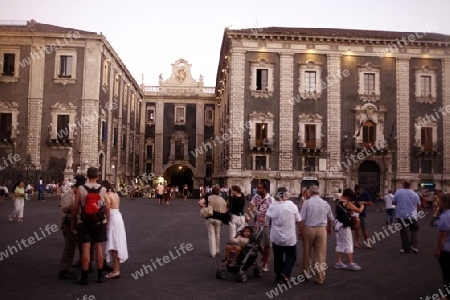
[435,193,450,291]
[384,190,395,225]
[245,182,274,272]
[38,176,45,201]
[227,185,246,240]
[393,180,421,254]
[58,181,81,280]
[204,185,227,258]
[71,167,109,285]
[102,180,128,279]
[353,185,373,249]
[334,188,364,271]
[299,185,334,284]
[9,180,25,223]
[265,187,302,284]
[156,182,164,205]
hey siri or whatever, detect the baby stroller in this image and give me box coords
[215,226,264,283]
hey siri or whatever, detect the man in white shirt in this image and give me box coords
[156,183,165,205]
[384,190,395,225]
[265,187,302,284]
[299,185,334,284]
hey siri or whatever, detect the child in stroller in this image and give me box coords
[216,225,264,283]
[224,226,253,267]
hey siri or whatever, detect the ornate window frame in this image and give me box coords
[415,65,437,103]
[249,59,274,98]
[53,49,77,84]
[0,101,19,142]
[99,108,107,143]
[169,131,189,160]
[205,108,214,126]
[174,105,186,125]
[414,116,438,149]
[0,48,20,83]
[49,102,77,144]
[145,138,154,161]
[352,103,387,146]
[298,61,322,100]
[252,154,269,170]
[102,57,110,91]
[249,111,275,148]
[297,114,323,148]
[358,63,380,102]
[146,106,155,124]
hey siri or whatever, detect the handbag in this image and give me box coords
[200,205,213,218]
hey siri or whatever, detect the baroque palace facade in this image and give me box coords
[215,27,450,198]
[0,20,144,186]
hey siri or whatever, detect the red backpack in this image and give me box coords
[81,185,105,223]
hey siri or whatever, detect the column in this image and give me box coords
[80,40,101,168]
[396,58,411,174]
[229,49,246,170]
[327,54,342,170]
[27,39,45,169]
[279,53,294,171]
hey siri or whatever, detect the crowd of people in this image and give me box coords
[197,181,449,294]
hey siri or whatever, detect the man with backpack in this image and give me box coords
[71,167,109,285]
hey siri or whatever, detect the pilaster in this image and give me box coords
[327,54,342,168]
[195,103,205,178]
[279,53,294,170]
[154,102,164,175]
[396,58,411,173]
[443,59,450,174]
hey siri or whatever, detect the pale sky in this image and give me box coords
[2,0,450,87]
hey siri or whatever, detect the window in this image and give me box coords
[145,163,153,174]
[2,53,15,76]
[175,105,185,124]
[305,157,316,171]
[175,140,184,160]
[54,49,77,83]
[305,124,316,148]
[421,127,433,151]
[205,108,214,126]
[146,145,153,159]
[113,127,118,146]
[0,113,12,139]
[256,69,268,91]
[114,73,120,96]
[57,115,70,141]
[362,121,376,147]
[0,48,20,82]
[256,123,268,147]
[415,65,437,103]
[205,164,212,177]
[250,59,274,98]
[131,93,135,112]
[59,56,73,78]
[255,156,266,170]
[299,61,322,100]
[421,159,432,174]
[358,63,380,101]
[363,73,375,94]
[146,107,155,122]
[102,58,109,86]
[205,147,213,161]
[122,133,126,150]
[101,121,107,142]
[304,71,316,93]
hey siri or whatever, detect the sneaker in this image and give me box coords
[410,246,419,254]
[262,263,269,272]
[8,215,13,221]
[74,277,89,285]
[346,263,361,271]
[399,249,410,254]
[334,262,347,269]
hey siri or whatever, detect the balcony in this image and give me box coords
[414,142,439,155]
[250,138,274,151]
[298,139,324,153]
[354,140,388,153]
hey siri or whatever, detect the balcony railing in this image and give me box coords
[250,138,274,149]
[142,85,216,95]
[354,140,388,152]
[298,139,324,150]
[414,142,439,154]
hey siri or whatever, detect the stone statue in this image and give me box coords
[66,148,73,169]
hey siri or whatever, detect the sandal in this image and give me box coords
[354,243,360,248]
[105,271,120,279]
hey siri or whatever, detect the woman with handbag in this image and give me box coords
[227,185,246,241]
[204,185,227,258]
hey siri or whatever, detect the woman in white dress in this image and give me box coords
[102,180,128,279]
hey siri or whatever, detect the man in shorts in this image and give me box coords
[71,167,109,285]
[245,182,273,272]
[156,182,164,205]
[353,185,373,249]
